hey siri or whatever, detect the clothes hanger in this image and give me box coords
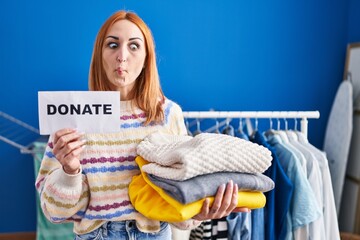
[213,118,220,134]
[249,117,259,139]
[264,117,277,138]
[185,119,193,136]
[237,118,244,134]
[235,118,250,140]
[286,118,299,142]
[277,118,290,143]
[222,118,234,136]
[192,118,202,136]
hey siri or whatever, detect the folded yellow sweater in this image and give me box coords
[129,156,266,222]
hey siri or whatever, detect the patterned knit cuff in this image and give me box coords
[51,166,83,188]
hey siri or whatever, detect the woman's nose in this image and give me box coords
[116,47,128,62]
[116,56,126,62]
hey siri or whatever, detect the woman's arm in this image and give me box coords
[35,128,89,223]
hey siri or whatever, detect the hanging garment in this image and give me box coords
[251,131,293,240]
[235,122,249,141]
[251,208,264,240]
[190,220,212,240]
[296,131,341,240]
[222,124,235,136]
[286,131,326,240]
[266,133,322,240]
[235,130,258,240]
[323,80,353,213]
[211,219,228,240]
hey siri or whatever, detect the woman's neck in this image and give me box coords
[119,89,133,101]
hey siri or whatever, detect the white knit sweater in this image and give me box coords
[137,132,273,180]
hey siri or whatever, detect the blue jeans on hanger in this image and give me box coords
[75,221,171,240]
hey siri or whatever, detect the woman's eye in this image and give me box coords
[108,42,118,49]
[129,43,139,50]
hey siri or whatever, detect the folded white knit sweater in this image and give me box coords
[136,132,272,180]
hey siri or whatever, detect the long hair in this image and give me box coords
[89,10,164,124]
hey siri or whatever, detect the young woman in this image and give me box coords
[36,10,245,239]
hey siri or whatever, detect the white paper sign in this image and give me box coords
[38,91,120,135]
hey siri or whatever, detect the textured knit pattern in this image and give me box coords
[35,99,187,235]
[137,132,273,180]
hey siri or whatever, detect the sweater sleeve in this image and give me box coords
[35,135,89,223]
[167,100,188,136]
[170,219,202,230]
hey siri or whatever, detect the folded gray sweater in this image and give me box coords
[148,171,275,204]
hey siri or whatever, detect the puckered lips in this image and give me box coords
[116,67,127,76]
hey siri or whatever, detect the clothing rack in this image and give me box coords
[0,111,41,154]
[182,111,320,138]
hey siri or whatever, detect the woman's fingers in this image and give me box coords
[201,198,210,216]
[58,139,86,159]
[53,129,84,156]
[210,183,226,214]
[62,144,85,174]
[51,128,86,174]
[193,181,240,221]
[214,180,238,217]
[53,128,77,146]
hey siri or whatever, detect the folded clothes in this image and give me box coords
[137,132,272,180]
[148,171,274,204]
[129,156,267,222]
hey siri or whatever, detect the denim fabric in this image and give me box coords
[251,131,293,240]
[251,208,264,240]
[227,212,251,240]
[75,221,171,240]
[148,171,274,204]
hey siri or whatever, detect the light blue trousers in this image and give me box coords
[75,221,171,240]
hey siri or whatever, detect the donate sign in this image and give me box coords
[38,91,120,135]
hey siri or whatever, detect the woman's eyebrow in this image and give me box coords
[105,36,143,42]
[106,35,119,40]
[129,37,143,42]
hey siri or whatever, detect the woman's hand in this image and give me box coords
[52,128,86,175]
[192,180,250,221]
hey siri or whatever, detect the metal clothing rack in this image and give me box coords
[182,111,320,138]
[0,111,42,154]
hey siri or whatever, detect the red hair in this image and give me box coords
[89,10,164,124]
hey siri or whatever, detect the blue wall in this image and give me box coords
[348,0,360,42]
[0,0,358,233]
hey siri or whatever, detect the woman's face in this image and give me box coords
[102,20,146,97]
